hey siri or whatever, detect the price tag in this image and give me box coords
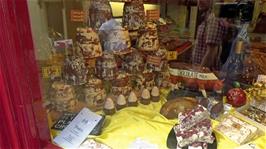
[146,9,160,21]
[54,39,73,52]
[147,55,161,66]
[54,108,102,149]
[42,66,61,79]
[167,51,177,60]
[70,10,85,22]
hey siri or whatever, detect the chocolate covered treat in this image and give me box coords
[140,89,151,105]
[96,52,117,80]
[121,49,144,74]
[111,71,132,96]
[143,69,155,91]
[84,77,106,111]
[76,27,102,60]
[174,119,214,147]
[64,56,88,85]
[89,0,112,29]
[103,97,116,115]
[137,22,159,52]
[151,86,160,102]
[177,105,210,131]
[99,19,132,55]
[122,0,145,31]
[116,94,127,110]
[172,105,214,148]
[146,47,168,72]
[128,91,138,107]
[50,81,77,112]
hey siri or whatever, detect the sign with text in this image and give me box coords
[42,66,61,79]
[146,55,161,66]
[257,75,266,83]
[167,51,177,60]
[146,9,160,21]
[54,39,73,52]
[54,108,102,149]
[70,10,85,22]
[169,68,218,80]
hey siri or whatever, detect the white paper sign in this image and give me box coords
[54,108,102,149]
[257,75,266,83]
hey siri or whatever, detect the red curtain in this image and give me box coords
[0,0,54,148]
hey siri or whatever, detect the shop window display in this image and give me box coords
[1,0,265,148]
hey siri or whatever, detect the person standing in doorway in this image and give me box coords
[192,0,228,70]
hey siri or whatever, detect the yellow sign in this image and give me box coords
[167,51,177,60]
[42,66,62,79]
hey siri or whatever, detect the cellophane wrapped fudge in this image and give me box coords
[215,115,258,145]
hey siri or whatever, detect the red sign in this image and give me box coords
[70,10,85,22]
[146,55,161,66]
[146,9,160,21]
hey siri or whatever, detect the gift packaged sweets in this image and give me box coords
[89,0,112,29]
[137,22,159,52]
[99,19,132,55]
[215,115,258,145]
[111,71,132,96]
[96,52,117,80]
[63,56,88,85]
[50,81,78,112]
[76,27,102,60]
[122,0,145,31]
[84,77,106,111]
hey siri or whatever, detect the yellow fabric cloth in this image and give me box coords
[93,89,266,149]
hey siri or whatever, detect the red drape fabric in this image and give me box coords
[0,0,52,148]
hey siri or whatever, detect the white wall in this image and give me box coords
[27,0,51,61]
